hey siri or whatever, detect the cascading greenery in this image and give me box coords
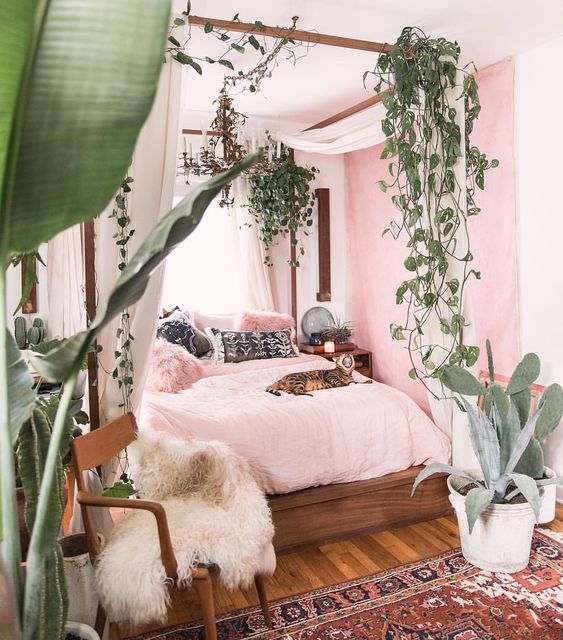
[365,27,498,388]
[247,140,319,267]
[413,340,563,532]
[0,1,259,638]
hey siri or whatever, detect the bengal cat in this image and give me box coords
[266,353,373,397]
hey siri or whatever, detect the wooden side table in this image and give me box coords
[300,345,372,378]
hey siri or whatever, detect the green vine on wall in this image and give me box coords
[247,140,319,267]
[365,27,498,390]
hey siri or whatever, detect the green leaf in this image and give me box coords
[254,20,265,31]
[461,398,501,488]
[535,383,563,441]
[441,365,487,396]
[404,256,417,272]
[464,486,493,533]
[204,21,213,33]
[506,353,541,395]
[29,154,261,381]
[230,43,245,54]
[504,409,542,475]
[167,35,181,47]
[7,330,35,444]
[412,463,476,496]
[507,473,541,521]
[1,0,171,253]
[377,180,388,192]
[248,34,260,50]
[218,59,235,70]
[101,480,136,498]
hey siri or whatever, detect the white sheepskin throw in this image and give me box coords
[95,433,275,626]
[145,339,206,393]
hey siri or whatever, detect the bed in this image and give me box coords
[141,352,452,551]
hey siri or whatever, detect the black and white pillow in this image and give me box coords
[157,310,212,357]
[205,328,297,364]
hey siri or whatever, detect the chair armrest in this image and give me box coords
[77,490,178,578]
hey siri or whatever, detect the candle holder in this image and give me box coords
[324,340,335,354]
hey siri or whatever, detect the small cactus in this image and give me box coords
[27,326,41,345]
[14,316,27,349]
[32,317,47,342]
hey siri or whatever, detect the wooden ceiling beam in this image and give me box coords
[188,15,395,54]
[305,93,385,131]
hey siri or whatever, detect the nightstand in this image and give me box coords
[300,345,372,378]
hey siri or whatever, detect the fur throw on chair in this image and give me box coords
[95,433,275,626]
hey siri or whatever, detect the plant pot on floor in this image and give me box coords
[448,475,536,573]
[64,620,100,640]
[538,466,556,524]
[60,533,102,629]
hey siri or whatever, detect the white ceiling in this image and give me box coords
[178,0,563,129]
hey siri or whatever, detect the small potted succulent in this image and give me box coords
[413,341,562,573]
[320,318,353,345]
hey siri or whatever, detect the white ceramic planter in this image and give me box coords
[64,621,100,640]
[448,475,535,573]
[538,466,556,524]
[60,534,102,628]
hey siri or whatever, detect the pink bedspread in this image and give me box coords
[140,355,450,494]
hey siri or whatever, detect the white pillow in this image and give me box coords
[192,310,238,332]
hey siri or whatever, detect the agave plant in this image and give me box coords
[413,341,563,533]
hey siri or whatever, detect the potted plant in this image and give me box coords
[413,341,562,573]
[320,318,353,345]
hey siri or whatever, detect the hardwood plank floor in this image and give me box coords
[129,504,563,636]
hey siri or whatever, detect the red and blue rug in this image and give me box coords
[132,529,563,639]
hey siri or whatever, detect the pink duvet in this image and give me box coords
[140,355,450,494]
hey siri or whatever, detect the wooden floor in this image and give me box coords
[130,504,563,636]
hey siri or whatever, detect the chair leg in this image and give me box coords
[254,574,272,628]
[193,573,217,640]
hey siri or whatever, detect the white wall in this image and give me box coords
[268,152,348,340]
[515,36,563,498]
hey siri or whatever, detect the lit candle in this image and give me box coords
[276,136,281,158]
[324,340,335,354]
[267,145,273,162]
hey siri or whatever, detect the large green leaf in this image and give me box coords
[535,383,563,441]
[507,472,541,521]
[504,409,541,475]
[441,365,486,396]
[29,155,260,382]
[499,403,523,471]
[506,353,540,395]
[464,486,493,534]
[411,463,477,496]
[7,330,35,443]
[461,397,500,488]
[1,0,172,253]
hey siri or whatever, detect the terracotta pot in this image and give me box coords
[448,475,535,573]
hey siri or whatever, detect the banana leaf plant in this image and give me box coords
[0,1,259,638]
[413,340,563,533]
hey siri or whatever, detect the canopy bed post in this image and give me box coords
[316,188,331,302]
[83,219,100,431]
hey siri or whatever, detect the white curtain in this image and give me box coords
[230,178,275,310]
[96,54,183,423]
[276,101,387,154]
[47,225,86,338]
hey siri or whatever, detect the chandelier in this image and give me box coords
[179,95,247,207]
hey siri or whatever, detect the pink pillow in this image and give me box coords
[235,310,295,332]
[145,340,206,393]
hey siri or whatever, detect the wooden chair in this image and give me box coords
[71,413,272,639]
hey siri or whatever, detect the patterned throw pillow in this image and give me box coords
[157,310,212,357]
[205,328,297,364]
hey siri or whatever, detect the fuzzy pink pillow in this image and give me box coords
[145,340,206,393]
[235,310,296,332]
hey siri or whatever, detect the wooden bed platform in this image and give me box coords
[268,466,451,553]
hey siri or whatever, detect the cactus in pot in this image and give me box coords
[413,341,563,572]
[32,317,47,343]
[14,316,28,349]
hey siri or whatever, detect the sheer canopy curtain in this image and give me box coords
[96,52,182,423]
[47,224,86,338]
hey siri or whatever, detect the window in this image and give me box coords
[161,178,246,313]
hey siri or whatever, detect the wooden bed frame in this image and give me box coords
[268,466,451,553]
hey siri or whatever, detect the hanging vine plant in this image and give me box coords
[365,27,498,390]
[247,139,319,267]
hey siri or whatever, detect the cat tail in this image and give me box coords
[266,386,282,396]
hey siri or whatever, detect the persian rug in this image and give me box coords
[131,530,563,640]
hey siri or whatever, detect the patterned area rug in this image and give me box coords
[132,530,563,640]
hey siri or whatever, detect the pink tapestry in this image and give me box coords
[346,59,519,414]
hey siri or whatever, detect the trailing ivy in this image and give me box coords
[365,27,498,389]
[247,140,319,267]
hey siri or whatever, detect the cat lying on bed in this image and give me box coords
[266,353,373,397]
